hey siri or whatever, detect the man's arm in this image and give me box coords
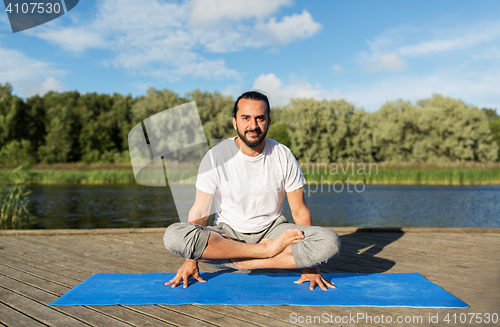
[165,189,214,288]
[286,187,312,226]
[286,187,336,290]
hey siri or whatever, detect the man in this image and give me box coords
[163,91,340,290]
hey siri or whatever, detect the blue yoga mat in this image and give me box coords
[49,272,468,308]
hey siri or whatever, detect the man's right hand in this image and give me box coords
[165,259,206,288]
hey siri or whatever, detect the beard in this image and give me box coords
[236,126,267,149]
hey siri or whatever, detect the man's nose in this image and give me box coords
[249,118,258,129]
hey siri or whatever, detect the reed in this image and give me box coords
[301,162,500,185]
[0,165,36,229]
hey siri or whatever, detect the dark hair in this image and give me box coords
[232,91,271,118]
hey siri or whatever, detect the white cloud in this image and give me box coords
[255,20,500,112]
[252,73,326,107]
[367,53,405,72]
[34,27,106,53]
[222,83,245,98]
[358,22,500,72]
[251,67,500,112]
[253,11,321,45]
[32,0,319,80]
[0,47,65,97]
[189,0,292,26]
[398,24,500,57]
[332,64,344,73]
[340,69,500,112]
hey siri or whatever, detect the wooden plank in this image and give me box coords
[191,304,299,327]
[234,306,318,327]
[0,238,133,275]
[367,233,500,259]
[0,274,138,327]
[86,306,176,327]
[2,230,499,327]
[2,237,148,273]
[0,265,71,296]
[123,305,218,327]
[0,257,82,288]
[44,234,172,272]
[0,251,90,281]
[0,286,88,327]
[0,301,48,327]
[0,251,221,327]
[160,305,260,327]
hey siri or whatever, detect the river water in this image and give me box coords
[23,184,500,229]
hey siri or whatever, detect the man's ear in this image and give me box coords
[232,117,237,130]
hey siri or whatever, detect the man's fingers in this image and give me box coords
[182,276,189,288]
[166,277,180,287]
[309,279,316,290]
[322,278,336,288]
[194,275,207,283]
[192,270,207,283]
[294,276,306,284]
[169,277,181,288]
[317,279,328,291]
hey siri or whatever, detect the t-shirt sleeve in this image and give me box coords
[284,147,306,192]
[195,150,217,194]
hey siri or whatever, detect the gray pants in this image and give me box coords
[163,215,341,270]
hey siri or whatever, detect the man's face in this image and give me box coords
[232,99,270,149]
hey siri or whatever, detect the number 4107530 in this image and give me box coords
[5,2,61,14]
[444,313,498,324]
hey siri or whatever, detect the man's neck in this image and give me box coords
[234,136,266,157]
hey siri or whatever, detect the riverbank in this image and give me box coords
[23,162,500,185]
[303,162,500,185]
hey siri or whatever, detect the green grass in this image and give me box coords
[302,162,500,185]
[29,169,137,184]
[21,162,500,185]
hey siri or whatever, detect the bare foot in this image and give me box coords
[264,229,304,257]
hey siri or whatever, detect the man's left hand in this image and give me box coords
[294,267,336,290]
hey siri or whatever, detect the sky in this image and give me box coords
[1,0,499,112]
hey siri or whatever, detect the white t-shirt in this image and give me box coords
[195,137,306,233]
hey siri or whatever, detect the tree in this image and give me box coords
[37,91,83,163]
[0,83,32,149]
[283,98,371,162]
[371,100,420,162]
[482,108,499,122]
[131,88,183,126]
[371,95,498,162]
[414,95,498,162]
[185,90,235,143]
[490,119,500,161]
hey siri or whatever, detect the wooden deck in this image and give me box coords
[0,228,499,327]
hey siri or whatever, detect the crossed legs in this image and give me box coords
[197,229,303,261]
[164,216,340,270]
